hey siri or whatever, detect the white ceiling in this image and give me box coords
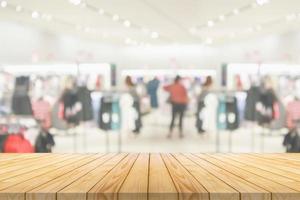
[1,0,300,46]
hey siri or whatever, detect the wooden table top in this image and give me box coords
[0,153,300,200]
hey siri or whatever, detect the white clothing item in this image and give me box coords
[120,93,135,131]
[202,93,218,132]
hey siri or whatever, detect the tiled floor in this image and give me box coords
[53,110,286,153]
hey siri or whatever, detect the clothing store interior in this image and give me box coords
[1,0,300,153]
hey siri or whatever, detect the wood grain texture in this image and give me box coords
[148,154,177,200]
[0,154,300,200]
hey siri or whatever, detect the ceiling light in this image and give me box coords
[151,32,159,39]
[69,0,81,5]
[219,15,225,21]
[256,0,270,6]
[98,9,104,15]
[32,11,39,19]
[112,14,119,21]
[233,9,239,15]
[123,20,131,27]
[15,5,22,12]
[207,20,214,27]
[1,1,7,8]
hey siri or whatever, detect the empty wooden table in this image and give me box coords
[0,153,300,200]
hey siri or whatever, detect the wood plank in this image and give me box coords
[118,153,149,200]
[0,154,99,200]
[87,154,138,200]
[173,153,239,200]
[161,153,209,200]
[0,154,66,174]
[224,154,300,181]
[148,154,177,200]
[0,154,72,181]
[26,154,114,200]
[183,153,271,200]
[209,154,300,193]
[57,153,128,200]
[195,154,300,200]
[0,154,88,193]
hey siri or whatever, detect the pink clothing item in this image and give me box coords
[32,100,52,128]
[164,83,188,104]
[286,101,300,129]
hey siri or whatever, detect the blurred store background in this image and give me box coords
[0,0,300,153]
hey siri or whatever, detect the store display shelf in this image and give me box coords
[0,153,299,200]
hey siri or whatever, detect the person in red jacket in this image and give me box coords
[164,75,188,138]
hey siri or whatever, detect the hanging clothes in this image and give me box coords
[98,95,121,131]
[286,100,300,129]
[226,96,239,130]
[196,89,209,133]
[120,93,135,132]
[217,95,239,130]
[0,134,7,152]
[32,99,52,128]
[77,86,94,122]
[61,89,82,125]
[35,130,55,153]
[256,89,277,125]
[283,129,300,152]
[244,86,260,121]
[98,96,113,130]
[51,101,68,130]
[12,76,32,115]
[217,96,227,130]
[146,78,160,108]
[4,134,34,153]
[202,93,218,133]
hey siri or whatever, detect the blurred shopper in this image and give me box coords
[125,76,142,134]
[164,75,188,138]
[196,76,213,134]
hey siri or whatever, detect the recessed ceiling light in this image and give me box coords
[151,32,159,39]
[207,20,214,27]
[219,15,225,21]
[256,0,270,6]
[123,20,131,27]
[15,5,22,12]
[32,11,39,19]
[98,9,104,15]
[69,0,81,5]
[112,14,119,21]
[233,9,239,15]
[1,1,7,8]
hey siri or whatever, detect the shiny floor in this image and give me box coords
[53,110,285,153]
